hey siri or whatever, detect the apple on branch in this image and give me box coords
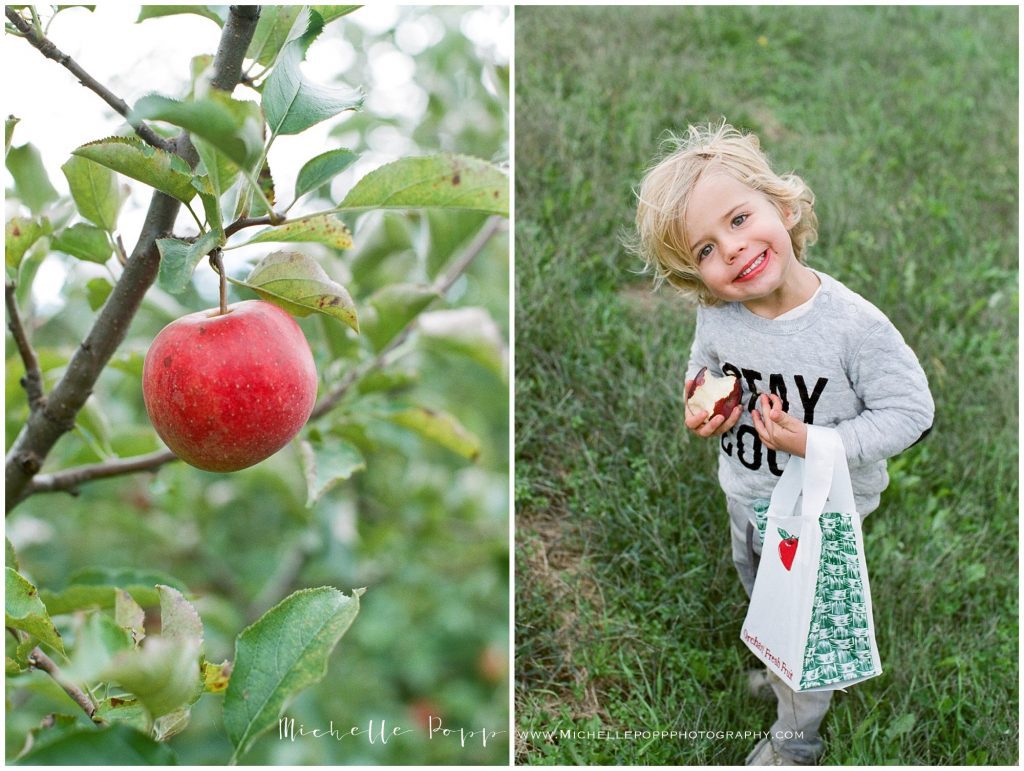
[685,366,742,424]
[142,299,317,472]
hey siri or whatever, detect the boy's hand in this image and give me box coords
[751,393,807,457]
[684,378,743,438]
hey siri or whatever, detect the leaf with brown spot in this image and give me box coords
[337,154,508,216]
[227,250,359,332]
[235,212,353,250]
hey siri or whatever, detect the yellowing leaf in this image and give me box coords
[338,154,509,216]
[237,212,354,250]
[228,250,358,331]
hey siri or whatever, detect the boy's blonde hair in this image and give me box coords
[632,122,818,306]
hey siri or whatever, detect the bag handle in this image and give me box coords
[803,426,857,514]
[767,427,856,517]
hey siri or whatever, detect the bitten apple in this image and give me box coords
[142,299,317,472]
[685,366,742,424]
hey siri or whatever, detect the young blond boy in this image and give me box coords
[633,123,934,765]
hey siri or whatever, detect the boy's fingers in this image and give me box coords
[684,407,708,430]
[716,404,743,434]
[699,413,726,437]
[751,408,775,447]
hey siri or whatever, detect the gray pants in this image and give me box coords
[727,497,833,752]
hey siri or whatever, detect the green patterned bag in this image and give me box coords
[740,426,882,692]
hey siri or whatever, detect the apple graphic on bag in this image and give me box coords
[778,528,799,571]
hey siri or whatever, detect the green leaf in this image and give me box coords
[156,230,224,294]
[6,537,19,571]
[385,406,481,461]
[102,636,202,719]
[157,584,203,649]
[11,713,83,761]
[95,697,150,732]
[227,250,358,331]
[338,155,508,216]
[132,93,263,168]
[40,567,187,615]
[245,5,303,67]
[5,568,65,654]
[294,148,358,202]
[72,137,196,203]
[262,10,363,137]
[312,6,360,24]
[236,212,353,250]
[60,154,122,231]
[361,283,438,351]
[153,708,192,741]
[299,434,365,507]
[15,723,179,765]
[136,4,227,26]
[51,223,112,263]
[418,307,508,380]
[66,612,132,683]
[6,143,60,214]
[115,588,146,645]
[223,587,362,761]
[5,216,51,269]
[193,137,239,200]
[86,277,114,312]
[6,115,20,157]
[15,237,48,306]
[424,209,488,278]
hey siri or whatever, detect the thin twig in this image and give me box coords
[5,280,45,411]
[224,214,274,238]
[114,234,128,266]
[27,449,179,497]
[209,249,228,315]
[28,647,104,724]
[4,7,174,153]
[310,216,506,421]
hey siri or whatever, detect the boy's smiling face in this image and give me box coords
[684,171,807,313]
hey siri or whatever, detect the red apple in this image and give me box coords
[685,366,741,424]
[142,299,317,472]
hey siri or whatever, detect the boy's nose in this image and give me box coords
[724,237,747,262]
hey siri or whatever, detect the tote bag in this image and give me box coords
[740,426,882,693]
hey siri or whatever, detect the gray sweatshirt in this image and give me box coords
[686,269,935,515]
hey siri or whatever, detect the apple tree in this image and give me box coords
[5,5,509,764]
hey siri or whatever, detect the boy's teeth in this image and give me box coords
[739,252,766,277]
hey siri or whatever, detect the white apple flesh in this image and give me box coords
[686,367,742,424]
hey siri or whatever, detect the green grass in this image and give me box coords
[514,6,1018,765]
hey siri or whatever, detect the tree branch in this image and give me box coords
[27,449,178,497]
[4,7,173,153]
[5,280,45,411]
[28,647,104,725]
[310,216,506,421]
[5,6,262,514]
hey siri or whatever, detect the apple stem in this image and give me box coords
[209,249,228,316]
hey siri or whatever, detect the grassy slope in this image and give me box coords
[514,6,1018,765]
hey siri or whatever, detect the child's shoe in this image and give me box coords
[745,735,824,766]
